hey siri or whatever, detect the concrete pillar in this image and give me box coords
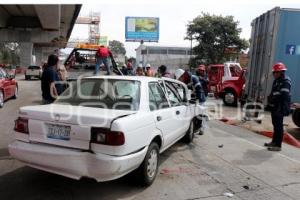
[34,47,44,66]
[19,42,33,67]
[33,47,60,66]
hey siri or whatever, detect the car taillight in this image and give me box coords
[91,127,125,146]
[14,117,29,134]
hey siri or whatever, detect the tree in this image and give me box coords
[0,43,20,65]
[108,40,126,55]
[186,13,249,65]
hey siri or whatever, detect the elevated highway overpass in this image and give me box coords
[0,4,81,66]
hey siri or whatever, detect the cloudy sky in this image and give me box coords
[69,0,300,57]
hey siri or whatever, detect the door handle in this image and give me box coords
[157,116,162,121]
[176,111,180,115]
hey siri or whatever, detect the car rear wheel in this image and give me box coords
[0,91,4,108]
[223,90,237,106]
[25,75,29,80]
[136,142,159,186]
[183,119,195,143]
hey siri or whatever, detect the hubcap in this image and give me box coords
[147,149,158,178]
[225,93,235,104]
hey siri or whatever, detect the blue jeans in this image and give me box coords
[95,57,110,75]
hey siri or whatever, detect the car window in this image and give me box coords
[79,80,97,97]
[114,81,139,98]
[165,84,181,107]
[56,79,140,111]
[149,82,170,111]
[169,82,186,102]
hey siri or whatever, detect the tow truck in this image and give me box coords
[64,44,123,79]
[207,62,245,106]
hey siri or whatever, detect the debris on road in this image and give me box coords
[223,192,234,198]
[243,185,250,190]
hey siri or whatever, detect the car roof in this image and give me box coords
[83,76,187,90]
[85,75,162,83]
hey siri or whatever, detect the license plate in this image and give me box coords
[47,124,71,140]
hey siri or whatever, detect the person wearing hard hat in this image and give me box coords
[196,65,209,97]
[175,68,206,104]
[145,63,154,77]
[266,62,291,151]
[175,68,207,135]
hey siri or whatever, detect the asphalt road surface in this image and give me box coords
[0,75,300,200]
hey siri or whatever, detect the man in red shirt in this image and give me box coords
[95,45,113,75]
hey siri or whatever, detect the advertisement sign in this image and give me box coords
[125,17,159,42]
[99,36,108,46]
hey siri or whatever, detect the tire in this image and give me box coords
[223,90,237,106]
[25,75,29,80]
[0,90,4,108]
[136,142,159,186]
[12,86,18,99]
[183,119,195,143]
[292,108,300,128]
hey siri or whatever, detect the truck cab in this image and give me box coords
[220,68,246,106]
[207,62,245,106]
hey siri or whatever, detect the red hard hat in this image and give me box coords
[272,62,287,72]
[197,65,206,72]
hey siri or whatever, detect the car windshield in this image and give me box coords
[55,78,141,111]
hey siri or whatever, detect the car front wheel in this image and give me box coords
[136,142,159,186]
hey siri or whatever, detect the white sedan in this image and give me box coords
[9,76,206,186]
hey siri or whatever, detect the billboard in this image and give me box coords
[125,17,159,42]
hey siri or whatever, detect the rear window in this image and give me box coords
[28,66,40,69]
[55,79,141,111]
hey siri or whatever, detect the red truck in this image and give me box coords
[207,62,245,106]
